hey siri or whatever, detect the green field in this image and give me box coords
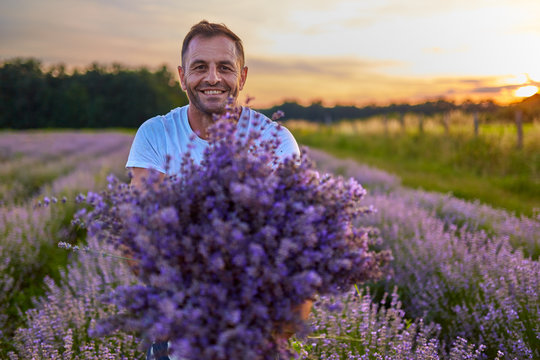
[288,115,540,217]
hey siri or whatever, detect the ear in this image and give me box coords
[239,66,248,91]
[178,66,187,91]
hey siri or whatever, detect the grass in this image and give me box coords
[287,115,540,217]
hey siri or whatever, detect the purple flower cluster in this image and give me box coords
[295,287,487,360]
[9,237,142,360]
[78,109,390,359]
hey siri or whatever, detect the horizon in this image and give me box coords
[6,57,533,109]
[2,0,540,108]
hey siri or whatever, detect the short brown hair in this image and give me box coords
[181,20,245,68]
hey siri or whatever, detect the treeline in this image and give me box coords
[2,58,539,128]
[260,96,540,123]
[0,58,188,129]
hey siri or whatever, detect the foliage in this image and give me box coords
[258,98,525,123]
[360,193,539,359]
[289,120,540,217]
[0,58,188,129]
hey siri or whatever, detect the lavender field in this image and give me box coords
[0,131,538,359]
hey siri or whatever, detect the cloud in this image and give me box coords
[471,82,540,94]
[248,56,401,78]
[3,0,540,106]
[471,85,520,94]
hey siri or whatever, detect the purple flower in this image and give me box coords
[73,105,389,359]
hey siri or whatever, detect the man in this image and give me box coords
[127,20,300,186]
[126,20,308,360]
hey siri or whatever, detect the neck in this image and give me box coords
[187,104,242,140]
[186,106,216,140]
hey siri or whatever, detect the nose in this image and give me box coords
[205,64,221,85]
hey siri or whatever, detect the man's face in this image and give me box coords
[179,35,248,116]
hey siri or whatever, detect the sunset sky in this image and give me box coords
[2,0,540,107]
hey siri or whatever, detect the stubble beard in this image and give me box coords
[187,86,239,119]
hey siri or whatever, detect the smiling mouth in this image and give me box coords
[201,90,226,95]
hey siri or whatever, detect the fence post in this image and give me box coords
[442,112,450,135]
[399,112,405,132]
[515,110,523,149]
[418,113,424,134]
[324,114,332,126]
[383,114,389,135]
[473,111,479,137]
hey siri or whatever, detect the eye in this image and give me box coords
[220,65,233,71]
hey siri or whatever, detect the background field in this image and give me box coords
[1,130,539,359]
[288,112,540,217]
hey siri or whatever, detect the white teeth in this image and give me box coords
[204,90,223,95]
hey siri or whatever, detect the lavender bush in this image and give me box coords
[359,194,539,358]
[0,132,132,353]
[306,148,400,194]
[0,203,63,344]
[310,151,539,359]
[8,237,142,359]
[294,286,488,360]
[402,189,540,259]
[75,109,389,359]
[3,127,538,359]
[0,131,131,204]
[308,148,539,259]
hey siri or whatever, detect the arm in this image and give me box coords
[129,167,166,190]
[278,299,313,340]
[121,167,165,275]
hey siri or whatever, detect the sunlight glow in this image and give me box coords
[4,0,540,105]
[514,85,539,98]
[514,74,528,84]
[502,73,531,86]
[528,72,540,82]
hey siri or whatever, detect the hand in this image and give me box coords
[117,244,139,276]
[276,299,314,340]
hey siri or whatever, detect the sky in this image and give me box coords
[2,0,540,108]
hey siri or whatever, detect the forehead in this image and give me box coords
[185,35,239,65]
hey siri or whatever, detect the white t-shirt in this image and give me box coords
[126,105,300,175]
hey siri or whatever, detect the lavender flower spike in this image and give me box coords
[75,104,390,360]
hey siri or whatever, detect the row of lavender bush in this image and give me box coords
[0,132,132,354]
[8,238,142,359]
[1,132,538,359]
[310,148,539,359]
[1,132,131,204]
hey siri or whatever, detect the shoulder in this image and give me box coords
[137,107,186,137]
[245,108,295,137]
[242,107,301,158]
[242,108,280,132]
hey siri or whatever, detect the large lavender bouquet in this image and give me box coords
[77,108,389,359]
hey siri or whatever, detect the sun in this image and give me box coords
[514,85,539,98]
